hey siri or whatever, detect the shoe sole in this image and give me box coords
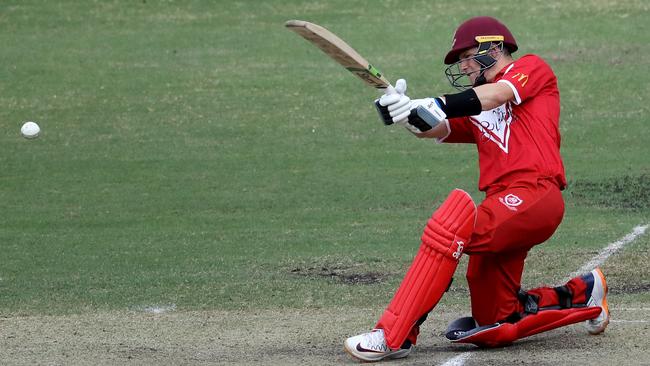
[343,344,411,362]
[588,268,610,335]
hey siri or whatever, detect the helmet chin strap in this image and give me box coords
[474,71,488,87]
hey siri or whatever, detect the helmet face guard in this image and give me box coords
[444,40,504,91]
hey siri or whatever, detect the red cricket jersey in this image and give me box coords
[440,54,566,192]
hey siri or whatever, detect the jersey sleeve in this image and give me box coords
[497,55,556,105]
[437,117,476,144]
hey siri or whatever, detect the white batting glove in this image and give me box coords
[396,98,447,134]
[375,79,410,125]
[375,79,446,133]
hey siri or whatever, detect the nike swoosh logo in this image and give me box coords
[356,343,385,353]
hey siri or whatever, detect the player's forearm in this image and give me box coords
[414,121,449,139]
[432,82,515,119]
[472,82,515,110]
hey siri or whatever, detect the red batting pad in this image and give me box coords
[377,189,477,349]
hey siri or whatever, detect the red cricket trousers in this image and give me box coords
[464,177,565,325]
[399,177,596,347]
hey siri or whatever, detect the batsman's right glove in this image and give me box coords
[375,79,410,125]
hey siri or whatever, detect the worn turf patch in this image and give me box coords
[285,257,396,285]
[290,266,388,284]
[568,174,649,210]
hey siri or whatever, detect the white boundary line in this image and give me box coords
[611,320,650,323]
[438,224,648,366]
[141,304,177,314]
[441,352,472,366]
[564,225,648,281]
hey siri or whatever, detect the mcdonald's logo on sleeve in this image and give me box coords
[510,72,529,87]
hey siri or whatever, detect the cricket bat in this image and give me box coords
[285,19,390,89]
[285,20,443,129]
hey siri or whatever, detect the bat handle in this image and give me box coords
[384,79,405,95]
[384,84,396,95]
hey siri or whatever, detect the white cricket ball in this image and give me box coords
[21,121,41,139]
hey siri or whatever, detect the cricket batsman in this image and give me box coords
[344,16,610,362]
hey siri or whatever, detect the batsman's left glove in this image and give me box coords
[374,79,446,133]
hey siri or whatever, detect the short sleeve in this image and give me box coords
[497,55,556,105]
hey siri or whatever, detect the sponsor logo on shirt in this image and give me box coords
[510,72,529,87]
[499,193,524,211]
[469,103,513,153]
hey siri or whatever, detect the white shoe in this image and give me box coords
[344,329,412,362]
[585,268,610,335]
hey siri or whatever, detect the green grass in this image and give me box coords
[0,0,648,315]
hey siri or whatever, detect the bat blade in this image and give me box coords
[285,20,390,89]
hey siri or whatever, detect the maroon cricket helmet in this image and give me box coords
[444,16,518,65]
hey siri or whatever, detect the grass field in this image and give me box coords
[1,1,648,365]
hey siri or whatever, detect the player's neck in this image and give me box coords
[485,56,514,82]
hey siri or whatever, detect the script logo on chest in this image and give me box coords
[469,103,514,153]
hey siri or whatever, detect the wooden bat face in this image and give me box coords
[285,20,390,89]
